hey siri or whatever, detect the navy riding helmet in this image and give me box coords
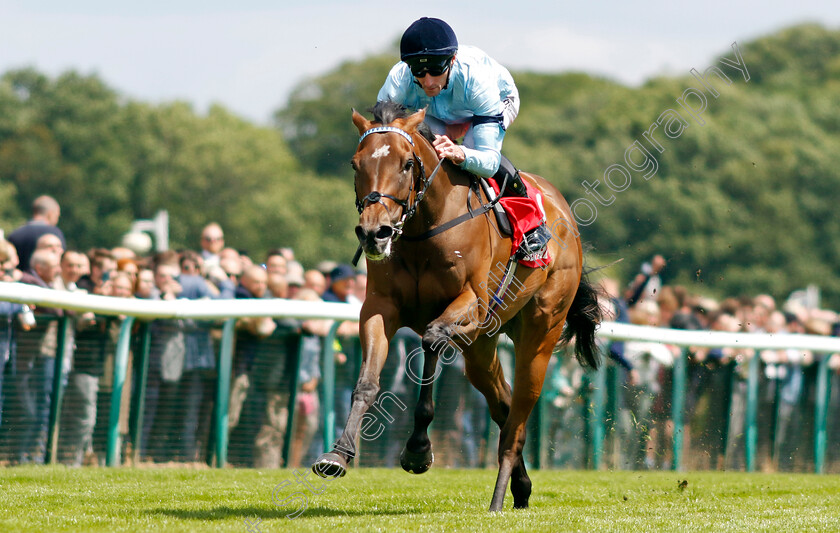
[400,18,458,77]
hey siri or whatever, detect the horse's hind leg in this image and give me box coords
[489,321,563,511]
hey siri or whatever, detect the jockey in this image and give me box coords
[377,17,552,259]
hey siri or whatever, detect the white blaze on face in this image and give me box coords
[371,144,390,159]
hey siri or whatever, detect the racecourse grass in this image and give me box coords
[1,466,839,532]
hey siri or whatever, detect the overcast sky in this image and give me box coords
[2,1,838,124]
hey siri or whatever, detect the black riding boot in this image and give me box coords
[494,157,552,260]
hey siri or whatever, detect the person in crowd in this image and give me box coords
[0,240,32,443]
[0,239,23,282]
[287,288,329,468]
[266,272,288,299]
[319,264,360,441]
[624,254,666,307]
[229,265,280,467]
[59,271,135,466]
[322,264,360,305]
[199,223,225,268]
[7,249,63,463]
[773,312,812,471]
[178,250,203,277]
[116,258,139,285]
[303,269,327,296]
[264,250,288,277]
[33,234,65,271]
[134,268,156,299]
[57,250,88,292]
[285,268,305,300]
[7,195,66,272]
[76,249,117,294]
[621,300,675,469]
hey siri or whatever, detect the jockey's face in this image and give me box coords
[414,57,453,97]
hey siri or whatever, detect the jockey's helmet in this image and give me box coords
[400,17,458,67]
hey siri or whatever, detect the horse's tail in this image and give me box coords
[560,269,602,369]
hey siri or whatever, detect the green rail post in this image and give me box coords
[744,349,761,472]
[282,333,304,466]
[670,347,688,471]
[213,318,236,468]
[128,322,152,465]
[814,353,832,474]
[321,321,341,453]
[46,315,69,464]
[106,316,135,467]
[589,352,607,470]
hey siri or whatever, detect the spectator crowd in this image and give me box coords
[1,195,839,473]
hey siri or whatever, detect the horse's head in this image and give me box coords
[351,105,429,262]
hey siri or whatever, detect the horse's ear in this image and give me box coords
[402,108,427,133]
[351,108,372,134]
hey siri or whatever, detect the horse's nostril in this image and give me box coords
[355,226,366,242]
[375,226,394,240]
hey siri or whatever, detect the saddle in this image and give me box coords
[478,156,552,266]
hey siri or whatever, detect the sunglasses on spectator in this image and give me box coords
[407,57,452,78]
[202,236,223,242]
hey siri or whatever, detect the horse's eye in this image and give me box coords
[403,160,414,172]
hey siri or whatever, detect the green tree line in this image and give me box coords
[1,23,839,306]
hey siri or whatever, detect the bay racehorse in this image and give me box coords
[313,101,601,511]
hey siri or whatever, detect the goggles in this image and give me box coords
[406,56,452,78]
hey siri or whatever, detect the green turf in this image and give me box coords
[1,466,839,532]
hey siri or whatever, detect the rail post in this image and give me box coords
[213,318,236,468]
[814,353,832,474]
[670,347,688,471]
[45,315,69,464]
[106,316,135,467]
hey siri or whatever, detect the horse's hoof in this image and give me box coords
[400,447,434,474]
[312,452,347,479]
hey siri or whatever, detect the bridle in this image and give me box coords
[354,126,444,240]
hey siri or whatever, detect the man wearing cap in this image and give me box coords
[322,264,361,305]
[378,17,552,257]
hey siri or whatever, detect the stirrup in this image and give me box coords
[516,222,552,259]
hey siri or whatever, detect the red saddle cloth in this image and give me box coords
[486,177,552,268]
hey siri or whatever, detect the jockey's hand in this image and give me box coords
[433,135,465,165]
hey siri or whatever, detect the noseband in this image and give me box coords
[355,126,443,239]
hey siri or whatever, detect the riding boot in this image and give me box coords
[495,156,552,259]
[493,156,528,197]
[517,223,553,260]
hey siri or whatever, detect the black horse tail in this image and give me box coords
[560,269,602,369]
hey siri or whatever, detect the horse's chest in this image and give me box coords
[392,265,463,315]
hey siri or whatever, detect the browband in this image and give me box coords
[358,126,414,146]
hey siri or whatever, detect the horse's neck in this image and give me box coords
[408,148,469,232]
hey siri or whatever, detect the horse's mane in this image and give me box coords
[369,101,436,145]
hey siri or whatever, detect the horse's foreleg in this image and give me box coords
[313,304,395,479]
